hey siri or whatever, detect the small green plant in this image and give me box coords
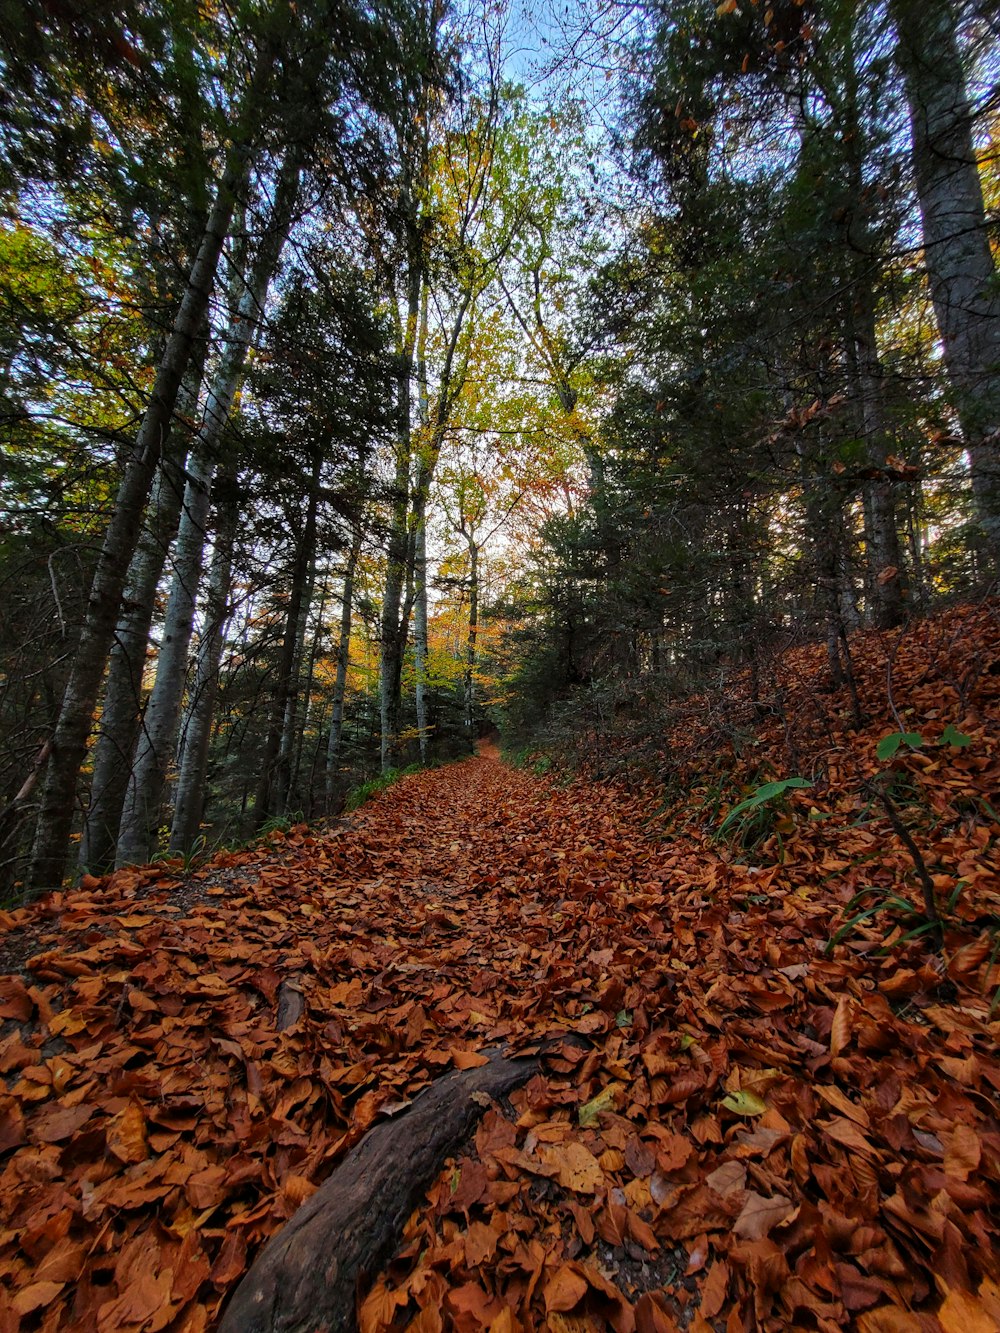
[717,776,812,852]
[875,724,972,761]
[258,812,302,837]
[826,886,940,953]
[345,764,423,812]
[831,725,976,953]
[503,745,551,773]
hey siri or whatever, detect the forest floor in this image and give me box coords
[0,603,999,1332]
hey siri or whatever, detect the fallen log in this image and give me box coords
[218,1044,566,1333]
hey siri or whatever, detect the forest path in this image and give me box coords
[2,739,999,1328]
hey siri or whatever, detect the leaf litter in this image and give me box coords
[0,602,998,1330]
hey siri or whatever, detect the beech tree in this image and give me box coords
[890,0,1000,565]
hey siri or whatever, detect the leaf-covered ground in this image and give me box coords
[0,603,998,1332]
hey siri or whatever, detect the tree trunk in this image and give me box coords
[168,489,237,855]
[325,527,361,807]
[115,159,300,867]
[289,575,328,812]
[275,524,319,817]
[845,302,907,628]
[412,286,431,765]
[218,1046,555,1333]
[80,352,205,873]
[463,537,479,738]
[27,133,254,890]
[379,252,421,773]
[837,26,907,629]
[253,451,321,828]
[890,0,1000,565]
[413,505,430,763]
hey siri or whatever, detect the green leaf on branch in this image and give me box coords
[875,732,924,761]
[940,724,972,748]
[718,777,812,836]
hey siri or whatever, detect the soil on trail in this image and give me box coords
[0,613,999,1333]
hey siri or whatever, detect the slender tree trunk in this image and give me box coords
[379,254,421,773]
[27,135,254,890]
[253,452,321,827]
[0,741,52,896]
[168,491,237,855]
[838,26,907,629]
[845,304,907,627]
[326,528,361,806]
[890,0,1000,565]
[412,287,431,764]
[289,576,328,811]
[115,159,300,867]
[80,351,205,873]
[413,505,430,763]
[275,531,319,817]
[463,538,479,738]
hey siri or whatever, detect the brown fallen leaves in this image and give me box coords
[0,603,998,1330]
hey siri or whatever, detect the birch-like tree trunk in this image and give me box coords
[845,299,907,628]
[253,450,321,827]
[115,158,300,867]
[890,0,1000,565]
[463,537,479,737]
[274,528,319,817]
[289,576,328,811]
[325,527,361,805]
[80,353,205,873]
[412,286,431,764]
[27,134,255,890]
[167,490,237,855]
[838,26,907,628]
[412,510,430,763]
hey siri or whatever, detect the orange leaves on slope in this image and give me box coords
[0,603,997,1328]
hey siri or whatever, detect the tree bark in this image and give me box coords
[413,504,430,763]
[890,0,1000,566]
[274,517,320,817]
[325,527,361,806]
[168,488,237,855]
[115,157,300,867]
[27,132,255,890]
[379,253,421,773]
[218,1046,550,1333]
[253,451,321,828]
[80,352,205,873]
[463,536,479,737]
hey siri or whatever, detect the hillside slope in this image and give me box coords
[0,602,997,1331]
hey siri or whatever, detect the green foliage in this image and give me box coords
[826,886,936,953]
[717,777,812,849]
[875,731,925,761]
[345,764,423,812]
[876,726,973,760]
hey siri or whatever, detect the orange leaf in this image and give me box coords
[12,1282,65,1316]
[857,1308,926,1332]
[544,1263,588,1313]
[830,995,853,1057]
[700,1260,729,1319]
[450,1049,490,1070]
[107,1099,149,1164]
[542,1141,604,1194]
[938,1286,998,1333]
[732,1191,795,1240]
[943,1124,981,1181]
[635,1292,681,1333]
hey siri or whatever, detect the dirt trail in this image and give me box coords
[0,749,998,1330]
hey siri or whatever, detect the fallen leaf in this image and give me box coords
[732,1191,795,1240]
[544,1264,588,1313]
[543,1141,604,1194]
